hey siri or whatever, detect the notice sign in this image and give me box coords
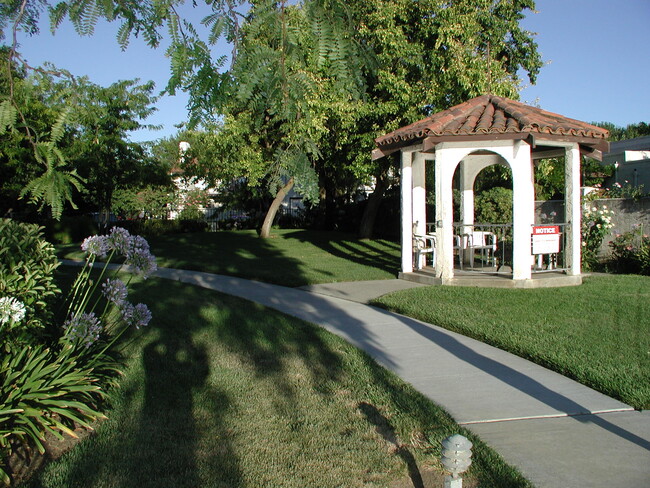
[532,226,560,254]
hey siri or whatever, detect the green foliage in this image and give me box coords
[3,0,543,235]
[602,181,646,200]
[111,186,175,220]
[66,78,163,218]
[0,219,60,344]
[593,121,650,142]
[0,99,17,132]
[608,225,650,275]
[475,187,513,224]
[534,158,564,200]
[177,207,203,221]
[45,215,99,245]
[19,127,86,219]
[0,343,107,484]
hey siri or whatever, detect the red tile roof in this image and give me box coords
[375,95,610,149]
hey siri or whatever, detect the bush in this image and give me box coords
[608,226,650,275]
[179,219,208,233]
[0,220,60,344]
[177,206,203,221]
[475,187,513,224]
[113,218,208,237]
[0,344,108,485]
[44,215,98,245]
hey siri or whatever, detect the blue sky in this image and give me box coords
[16,0,650,143]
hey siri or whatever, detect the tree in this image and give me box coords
[0,53,84,219]
[337,0,543,238]
[592,121,650,142]
[66,78,164,224]
[2,0,542,233]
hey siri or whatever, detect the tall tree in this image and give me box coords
[593,121,650,142]
[66,78,161,224]
[336,0,543,237]
[0,52,84,219]
[2,0,542,233]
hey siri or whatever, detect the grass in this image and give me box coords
[372,274,650,410]
[57,229,650,410]
[60,229,401,287]
[24,275,532,488]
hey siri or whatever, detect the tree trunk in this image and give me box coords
[358,169,389,239]
[259,177,295,238]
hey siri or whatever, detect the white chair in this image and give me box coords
[413,234,436,270]
[466,231,497,268]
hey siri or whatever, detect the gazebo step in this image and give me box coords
[400,270,582,288]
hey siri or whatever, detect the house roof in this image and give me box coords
[607,135,650,154]
[373,95,610,159]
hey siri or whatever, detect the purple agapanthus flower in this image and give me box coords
[125,236,157,278]
[102,278,128,306]
[81,235,109,258]
[121,302,152,329]
[106,227,132,255]
[63,312,103,348]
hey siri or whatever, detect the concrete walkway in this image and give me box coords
[149,268,649,487]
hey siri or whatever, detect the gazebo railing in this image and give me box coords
[452,223,513,274]
[424,222,569,274]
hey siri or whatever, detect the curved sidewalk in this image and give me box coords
[152,267,649,487]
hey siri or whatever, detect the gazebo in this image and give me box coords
[373,95,609,287]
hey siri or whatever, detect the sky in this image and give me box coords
[15,0,650,143]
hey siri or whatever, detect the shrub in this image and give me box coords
[44,215,98,245]
[0,344,107,485]
[1,227,156,484]
[0,220,60,344]
[177,206,204,221]
[608,226,650,275]
[474,187,513,224]
[179,219,208,233]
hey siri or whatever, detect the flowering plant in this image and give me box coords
[0,296,26,337]
[61,227,156,360]
[581,202,615,271]
[0,227,156,483]
[608,225,650,275]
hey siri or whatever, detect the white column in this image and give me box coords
[511,141,534,281]
[460,160,475,229]
[412,152,427,235]
[435,147,457,281]
[565,144,581,275]
[412,152,428,268]
[401,150,414,273]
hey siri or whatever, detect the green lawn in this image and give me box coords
[149,229,401,287]
[372,275,650,410]
[25,275,531,488]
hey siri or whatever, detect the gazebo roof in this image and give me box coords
[373,95,610,160]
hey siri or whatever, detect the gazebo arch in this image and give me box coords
[373,95,610,288]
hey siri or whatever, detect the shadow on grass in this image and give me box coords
[26,280,246,488]
[358,402,425,488]
[147,229,400,286]
[147,231,314,287]
[283,230,400,276]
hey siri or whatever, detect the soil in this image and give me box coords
[4,424,96,487]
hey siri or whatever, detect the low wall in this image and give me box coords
[535,197,650,256]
